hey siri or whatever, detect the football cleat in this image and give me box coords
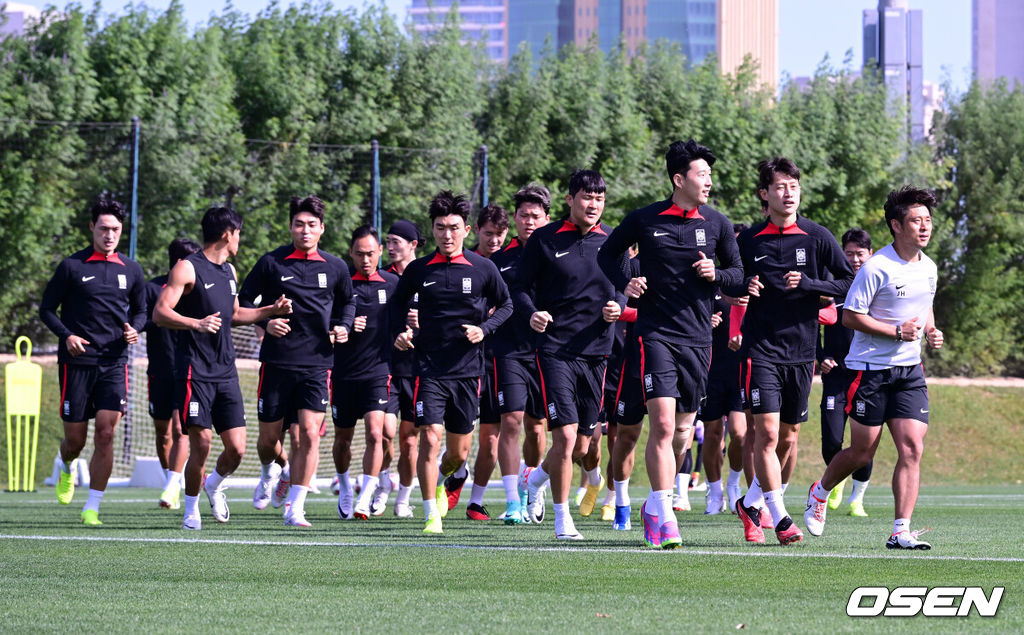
[736,499,765,544]
[284,508,312,527]
[56,468,75,505]
[444,472,467,511]
[759,506,774,530]
[672,492,690,512]
[253,477,274,510]
[704,494,726,515]
[641,502,661,548]
[847,500,868,517]
[774,517,804,545]
[353,498,371,521]
[182,514,202,530]
[337,492,353,519]
[204,482,230,523]
[393,502,414,519]
[601,504,614,522]
[159,485,181,510]
[527,482,546,524]
[435,483,449,518]
[504,499,523,525]
[886,529,931,550]
[827,477,847,510]
[573,486,586,507]
[271,476,290,509]
[804,481,828,536]
[466,503,491,521]
[370,477,392,516]
[423,512,443,534]
[660,522,682,550]
[613,505,632,531]
[556,529,585,541]
[579,475,605,517]
[80,509,102,526]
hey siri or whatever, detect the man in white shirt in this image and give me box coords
[803,186,943,550]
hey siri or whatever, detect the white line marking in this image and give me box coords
[0,534,1020,563]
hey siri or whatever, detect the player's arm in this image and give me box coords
[795,232,855,296]
[389,263,418,350]
[123,267,147,344]
[723,230,756,297]
[510,234,551,333]
[39,259,74,340]
[233,261,291,326]
[477,266,513,337]
[329,271,356,343]
[154,259,215,332]
[925,307,943,349]
[712,219,744,288]
[597,213,637,293]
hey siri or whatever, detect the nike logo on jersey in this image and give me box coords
[920,408,929,414]
[714,294,722,300]
[281,276,294,281]
[754,255,769,262]
[81,276,95,282]
[500,266,512,272]
[423,281,437,287]
[653,231,670,237]
[321,399,329,405]
[555,251,570,258]
[895,283,906,290]
[378,398,389,405]
[204,283,215,289]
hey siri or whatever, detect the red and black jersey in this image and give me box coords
[144,274,179,379]
[389,249,512,379]
[239,245,354,371]
[817,296,853,369]
[514,219,628,360]
[334,268,399,380]
[173,252,240,381]
[384,262,416,378]
[736,217,854,364]
[598,199,743,347]
[708,291,742,381]
[39,247,147,366]
[488,237,537,361]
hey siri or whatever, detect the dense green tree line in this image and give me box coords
[0,2,1020,374]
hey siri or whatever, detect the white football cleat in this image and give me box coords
[182,514,202,530]
[803,481,828,537]
[393,501,414,519]
[204,482,230,523]
[370,477,393,516]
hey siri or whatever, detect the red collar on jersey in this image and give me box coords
[85,250,125,265]
[754,220,808,236]
[659,203,704,220]
[556,220,607,235]
[503,237,521,251]
[352,270,386,282]
[426,251,472,266]
[284,248,326,261]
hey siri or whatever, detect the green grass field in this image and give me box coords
[1,484,1021,632]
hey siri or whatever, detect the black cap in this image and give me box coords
[387,219,422,244]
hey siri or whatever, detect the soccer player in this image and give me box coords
[817,228,874,517]
[390,191,513,534]
[155,206,292,530]
[598,140,743,549]
[147,238,202,509]
[451,204,510,521]
[332,225,399,520]
[239,196,354,526]
[39,199,147,526]
[517,169,628,540]
[733,157,854,546]
[492,184,551,524]
[383,219,421,518]
[804,186,943,550]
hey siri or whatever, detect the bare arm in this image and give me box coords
[154,260,213,331]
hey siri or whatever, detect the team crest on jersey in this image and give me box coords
[189,401,199,417]
[462,277,472,294]
[796,248,806,266]
[644,373,653,392]
[378,289,387,304]
[229,280,237,295]
[498,391,505,407]
[928,277,936,294]
[318,273,328,288]
[547,402,557,420]
[826,396,835,411]
[117,274,127,289]
[751,389,761,407]
[695,229,707,247]
[856,400,866,416]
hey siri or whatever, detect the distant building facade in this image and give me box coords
[863,0,925,141]
[1,2,42,37]
[973,0,1024,86]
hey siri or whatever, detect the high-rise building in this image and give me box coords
[409,0,509,63]
[718,0,777,90]
[973,0,1024,86]
[863,0,924,141]
[1,2,42,37]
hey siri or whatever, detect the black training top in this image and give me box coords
[488,237,537,361]
[174,252,239,382]
[817,297,854,369]
[598,199,743,347]
[735,217,854,364]
[389,249,512,379]
[145,275,179,379]
[39,247,147,366]
[514,219,628,360]
[708,291,742,381]
[334,268,400,380]
[239,245,354,371]
[384,262,416,378]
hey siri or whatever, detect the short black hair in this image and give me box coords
[91,199,126,224]
[167,237,201,269]
[350,224,380,245]
[567,169,606,197]
[884,186,935,236]
[428,190,472,223]
[733,222,750,234]
[757,157,801,192]
[513,183,551,214]
[666,139,716,183]
[201,206,243,244]
[477,204,510,232]
[841,228,872,251]
[290,195,325,222]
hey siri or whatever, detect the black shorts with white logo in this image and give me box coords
[496,356,544,420]
[536,353,607,437]
[59,362,128,422]
[148,372,176,420]
[414,376,480,434]
[177,375,246,434]
[256,364,330,423]
[638,337,711,413]
[845,364,929,427]
[332,376,391,429]
[479,356,500,425]
[700,372,744,422]
[608,351,646,427]
[389,375,415,421]
[741,359,813,423]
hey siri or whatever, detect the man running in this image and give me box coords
[598,140,743,549]
[239,196,353,526]
[390,191,512,534]
[147,238,201,510]
[804,186,942,550]
[155,206,292,530]
[39,199,147,526]
[733,157,854,545]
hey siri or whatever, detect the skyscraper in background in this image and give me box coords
[718,0,777,90]
[863,0,924,141]
[409,0,509,62]
[0,2,42,37]
[973,0,1024,86]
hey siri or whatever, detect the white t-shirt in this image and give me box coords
[844,244,937,369]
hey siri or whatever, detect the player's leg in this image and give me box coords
[673,420,695,512]
[417,423,443,532]
[283,408,324,526]
[355,408,387,519]
[578,422,604,517]
[467,423,498,520]
[725,409,747,511]
[370,413,397,516]
[549,423,582,539]
[805,418,883,537]
[820,374,849,510]
[498,409,525,521]
[78,362,128,525]
[182,425,212,529]
[255,364,288,509]
[57,419,87,505]
[160,409,188,509]
[331,384,358,519]
[702,414,727,513]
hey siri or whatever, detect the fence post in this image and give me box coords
[128,116,141,260]
[480,144,489,207]
[371,139,381,235]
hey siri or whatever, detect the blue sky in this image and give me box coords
[17,0,972,91]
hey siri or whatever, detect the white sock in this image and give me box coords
[178,471,186,487]
[184,494,200,517]
[359,475,379,507]
[260,461,273,480]
[764,489,789,525]
[743,476,764,508]
[614,479,630,507]
[848,479,869,504]
[452,461,468,480]
[811,480,830,501]
[708,479,723,499]
[528,465,549,488]
[781,482,789,493]
[675,472,687,494]
[553,502,574,535]
[205,469,226,492]
[164,470,183,491]
[727,468,742,488]
[423,497,438,519]
[470,483,487,506]
[655,489,676,528]
[585,466,601,486]
[378,469,390,484]
[396,483,412,506]
[287,485,309,514]
[602,488,614,506]
[83,488,104,513]
[502,475,518,503]
[281,462,291,482]
[336,471,351,495]
[894,518,910,535]
[645,489,659,515]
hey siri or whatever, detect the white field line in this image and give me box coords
[0,533,1022,563]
